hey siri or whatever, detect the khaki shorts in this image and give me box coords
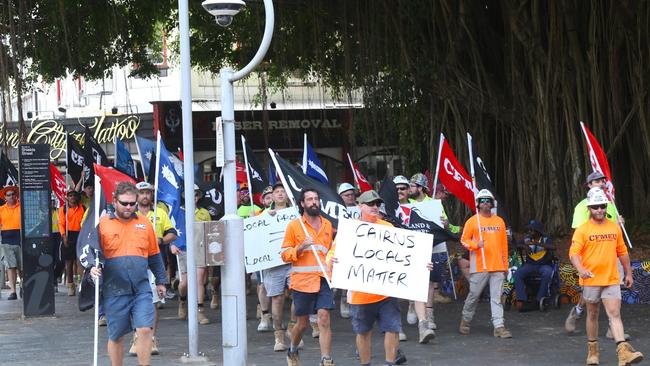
[177,251,206,274]
[582,284,621,303]
[0,244,22,269]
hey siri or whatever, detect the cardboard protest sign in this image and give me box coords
[243,207,299,273]
[331,218,433,302]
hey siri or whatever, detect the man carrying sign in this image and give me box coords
[459,189,512,339]
[281,188,335,366]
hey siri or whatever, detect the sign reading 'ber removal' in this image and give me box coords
[244,207,299,273]
[331,219,433,302]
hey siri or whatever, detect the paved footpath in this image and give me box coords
[0,285,648,365]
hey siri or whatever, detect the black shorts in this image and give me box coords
[62,231,79,261]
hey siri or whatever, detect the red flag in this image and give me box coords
[50,163,67,206]
[346,154,373,192]
[94,164,136,200]
[177,148,184,161]
[580,122,615,201]
[437,137,476,212]
[236,161,248,186]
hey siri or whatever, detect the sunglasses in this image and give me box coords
[478,198,493,204]
[117,200,137,207]
[363,201,382,207]
[589,204,607,210]
[396,186,408,191]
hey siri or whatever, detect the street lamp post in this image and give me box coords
[210,1,274,364]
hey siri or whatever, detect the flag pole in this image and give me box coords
[579,122,633,249]
[269,149,332,288]
[467,133,487,271]
[241,135,256,217]
[92,173,101,366]
[302,133,308,174]
[346,153,359,188]
[133,135,147,179]
[432,133,445,197]
[153,132,162,231]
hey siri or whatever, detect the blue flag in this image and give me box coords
[268,161,277,185]
[156,142,182,213]
[115,138,135,179]
[302,137,328,184]
[170,207,187,251]
[135,135,156,177]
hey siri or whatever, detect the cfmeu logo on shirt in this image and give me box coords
[480,226,502,233]
[588,233,617,242]
[135,224,147,230]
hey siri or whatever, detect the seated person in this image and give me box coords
[513,220,555,311]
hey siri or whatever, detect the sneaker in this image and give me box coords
[565,305,582,333]
[165,288,176,300]
[340,296,350,319]
[399,331,407,342]
[395,349,407,365]
[197,308,210,325]
[128,334,138,356]
[151,336,159,355]
[258,313,273,332]
[406,301,417,325]
[7,292,17,300]
[286,349,301,366]
[98,315,107,326]
[210,294,219,309]
[493,326,513,339]
[418,320,435,344]
[319,356,334,366]
[425,307,436,330]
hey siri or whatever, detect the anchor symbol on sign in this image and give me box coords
[165,108,181,133]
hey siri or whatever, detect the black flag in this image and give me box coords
[242,137,268,195]
[378,176,400,219]
[76,190,107,312]
[405,207,459,245]
[273,152,349,227]
[0,152,18,187]
[468,134,510,224]
[196,178,225,220]
[67,133,86,183]
[83,125,109,184]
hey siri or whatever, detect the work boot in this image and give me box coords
[197,307,210,325]
[128,334,138,356]
[425,307,437,330]
[311,321,320,338]
[565,305,583,333]
[274,330,288,352]
[258,313,273,332]
[399,331,407,342]
[178,300,187,320]
[586,341,600,365]
[319,356,335,366]
[432,289,452,304]
[493,326,513,339]
[418,320,435,344]
[340,295,350,319]
[210,294,219,309]
[606,327,631,341]
[98,315,107,326]
[67,283,76,296]
[286,349,301,366]
[616,342,643,366]
[459,319,471,335]
[406,301,417,325]
[150,336,159,355]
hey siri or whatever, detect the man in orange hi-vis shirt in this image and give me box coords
[569,187,643,366]
[0,185,21,300]
[58,190,85,296]
[281,188,335,366]
[459,189,512,339]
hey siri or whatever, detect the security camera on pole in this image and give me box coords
[200,0,275,364]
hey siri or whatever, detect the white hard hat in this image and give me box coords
[337,182,356,195]
[393,175,409,186]
[476,189,494,201]
[136,182,154,191]
[587,187,609,206]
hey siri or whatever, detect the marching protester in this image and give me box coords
[569,187,643,366]
[0,185,21,300]
[281,188,335,366]
[565,172,628,339]
[513,220,555,312]
[130,181,178,355]
[393,175,411,205]
[336,182,357,320]
[459,189,512,338]
[171,184,213,327]
[237,183,261,218]
[255,185,274,332]
[59,190,85,296]
[89,182,169,366]
[51,194,64,293]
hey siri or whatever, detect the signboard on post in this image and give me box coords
[193,221,225,267]
[243,207,299,273]
[331,219,433,302]
[18,143,54,317]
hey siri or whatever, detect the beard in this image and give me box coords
[305,205,320,216]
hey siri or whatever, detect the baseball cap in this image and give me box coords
[136,182,154,191]
[586,171,606,184]
[357,190,384,204]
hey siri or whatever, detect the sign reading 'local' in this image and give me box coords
[243,207,299,273]
[331,219,433,302]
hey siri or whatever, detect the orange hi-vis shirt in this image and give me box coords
[0,202,21,246]
[461,214,508,273]
[99,213,160,260]
[569,219,628,286]
[58,204,85,234]
[347,218,393,305]
[281,215,334,293]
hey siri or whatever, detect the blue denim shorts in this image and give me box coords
[292,277,335,316]
[350,297,402,334]
[104,291,155,341]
